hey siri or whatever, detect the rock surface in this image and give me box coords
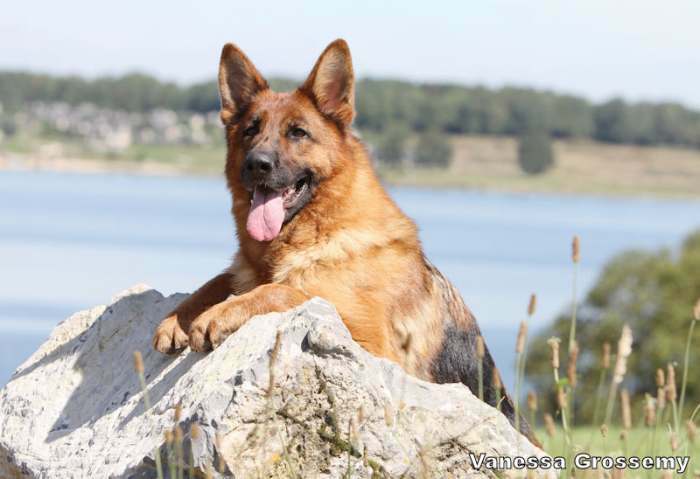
[0,285,552,478]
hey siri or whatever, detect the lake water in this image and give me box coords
[1,170,699,389]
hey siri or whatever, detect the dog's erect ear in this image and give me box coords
[300,39,355,127]
[218,43,269,124]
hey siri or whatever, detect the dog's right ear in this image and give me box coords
[218,43,269,124]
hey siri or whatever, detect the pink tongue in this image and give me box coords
[246,188,285,242]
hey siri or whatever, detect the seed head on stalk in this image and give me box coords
[492,369,502,389]
[475,335,485,359]
[656,368,667,410]
[527,293,537,317]
[133,351,144,375]
[547,337,561,370]
[666,363,677,402]
[544,413,556,437]
[612,325,633,385]
[656,368,665,387]
[516,321,527,354]
[567,341,579,387]
[527,391,538,413]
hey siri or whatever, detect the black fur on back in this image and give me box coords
[425,259,535,442]
[431,323,534,440]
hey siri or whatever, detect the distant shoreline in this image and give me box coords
[3,140,700,201]
[0,152,190,177]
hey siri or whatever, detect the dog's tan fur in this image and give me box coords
[152,39,535,442]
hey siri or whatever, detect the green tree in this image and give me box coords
[502,88,551,134]
[551,95,594,138]
[517,131,554,175]
[0,115,16,136]
[374,124,409,167]
[184,81,219,112]
[413,130,453,168]
[526,230,700,424]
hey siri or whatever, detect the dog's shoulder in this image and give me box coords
[424,259,477,329]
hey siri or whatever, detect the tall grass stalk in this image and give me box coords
[164,430,176,479]
[647,369,665,466]
[517,294,537,409]
[174,426,184,479]
[476,335,484,402]
[566,341,579,425]
[620,388,632,432]
[643,394,657,458]
[133,351,164,479]
[667,363,679,436]
[547,337,570,444]
[678,300,699,432]
[544,413,556,438]
[514,320,528,432]
[190,423,201,479]
[527,391,538,433]
[173,404,184,479]
[567,236,580,426]
[493,369,502,411]
[568,236,580,351]
[520,294,537,372]
[591,342,611,427]
[604,324,633,427]
[682,420,696,479]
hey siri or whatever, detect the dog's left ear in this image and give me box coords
[300,39,355,127]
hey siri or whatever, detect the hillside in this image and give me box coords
[382,135,700,197]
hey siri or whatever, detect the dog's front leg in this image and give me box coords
[188,284,309,352]
[153,272,235,354]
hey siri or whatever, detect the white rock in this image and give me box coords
[0,286,554,478]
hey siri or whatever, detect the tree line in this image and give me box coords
[1,71,699,148]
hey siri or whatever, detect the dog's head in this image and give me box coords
[218,39,355,242]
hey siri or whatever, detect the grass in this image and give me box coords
[540,426,700,469]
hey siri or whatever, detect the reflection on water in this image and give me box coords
[1,170,699,388]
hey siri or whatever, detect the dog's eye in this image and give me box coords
[243,124,259,137]
[289,127,308,139]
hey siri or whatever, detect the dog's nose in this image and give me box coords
[244,151,275,178]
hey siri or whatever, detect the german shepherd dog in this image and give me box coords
[153,39,534,441]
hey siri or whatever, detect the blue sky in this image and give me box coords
[2,0,699,106]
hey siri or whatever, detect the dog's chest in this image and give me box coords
[272,229,377,284]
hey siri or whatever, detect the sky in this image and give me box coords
[2,0,699,106]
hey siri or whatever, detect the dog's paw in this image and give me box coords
[189,303,241,352]
[152,315,189,354]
